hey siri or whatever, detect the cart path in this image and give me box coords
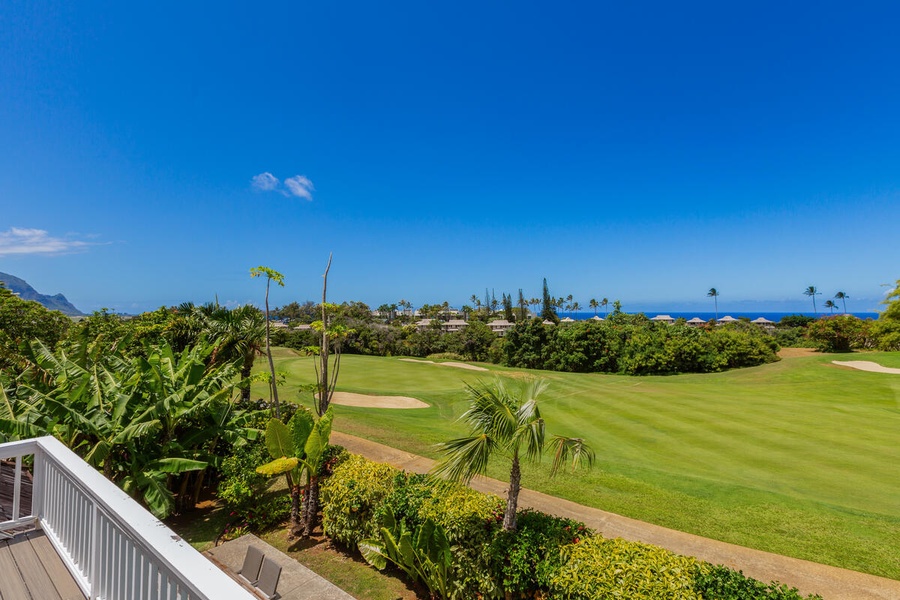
[332,431,900,600]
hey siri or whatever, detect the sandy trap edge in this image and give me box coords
[832,360,900,374]
[399,358,489,371]
[330,391,430,409]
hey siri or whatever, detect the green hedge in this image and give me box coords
[549,535,703,599]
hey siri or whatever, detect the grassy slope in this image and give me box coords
[257,349,900,579]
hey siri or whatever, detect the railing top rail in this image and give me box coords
[0,438,40,459]
[0,436,254,599]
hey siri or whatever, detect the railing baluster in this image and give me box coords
[11,455,22,520]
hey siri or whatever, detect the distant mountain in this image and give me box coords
[0,272,84,316]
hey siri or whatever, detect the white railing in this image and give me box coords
[0,436,255,600]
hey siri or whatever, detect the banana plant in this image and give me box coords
[359,506,457,599]
[256,405,333,537]
[7,335,251,518]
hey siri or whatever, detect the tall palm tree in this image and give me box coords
[804,285,821,315]
[433,379,593,531]
[589,298,599,316]
[834,291,849,313]
[707,288,720,321]
[251,266,285,417]
[824,300,837,314]
[601,297,609,318]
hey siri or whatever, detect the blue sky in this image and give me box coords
[1,1,898,314]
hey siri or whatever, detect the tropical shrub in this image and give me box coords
[321,454,401,546]
[806,315,866,352]
[218,436,270,511]
[488,509,589,596]
[547,535,703,600]
[360,507,458,599]
[693,564,823,599]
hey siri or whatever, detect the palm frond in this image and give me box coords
[432,434,497,483]
[549,435,595,477]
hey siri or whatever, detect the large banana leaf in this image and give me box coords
[290,408,315,456]
[265,418,294,459]
[304,406,334,472]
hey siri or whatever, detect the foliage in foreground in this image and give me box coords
[321,453,823,599]
[0,334,261,518]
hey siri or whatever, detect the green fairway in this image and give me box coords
[256,349,900,580]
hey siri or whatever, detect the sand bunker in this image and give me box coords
[329,391,429,409]
[832,360,900,374]
[399,358,489,372]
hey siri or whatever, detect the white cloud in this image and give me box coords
[251,172,280,191]
[284,175,315,200]
[0,227,94,256]
[251,171,315,200]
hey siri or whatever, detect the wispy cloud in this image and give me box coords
[284,175,315,200]
[251,172,280,191]
[251,172,315,200]
[0,228,96,257]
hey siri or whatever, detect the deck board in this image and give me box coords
[7,534,64,600]
[26,530,86,600]
[0,530,85,600]
[0,540,31,600]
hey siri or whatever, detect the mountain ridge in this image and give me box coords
[0,272,84,316]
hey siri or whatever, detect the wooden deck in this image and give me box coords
[0,529,85,600]
[2,460,84,599]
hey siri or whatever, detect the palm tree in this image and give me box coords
[193,303,265,402]
[601,298,609,318]
[707,288,720,321]
[834,291,849,313]
[804,285,821,315]
[589,298,599,316]
[824,300,837,314]
[251,266,285,417]
[433,378,593,531]
[571,301,581,319]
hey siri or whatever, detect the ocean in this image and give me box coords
[556,311,880,322]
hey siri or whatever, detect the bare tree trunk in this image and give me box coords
[502,454,520,531]
[177,473,191,514]
[264,278,281,418]
[192,468,207,509]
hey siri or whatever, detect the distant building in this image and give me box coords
[488,319,515,336]
[650,314,675,324]
[443,319,468,332]
[751,317,775,329]
[717,315,738,325]
[686,317,707,327]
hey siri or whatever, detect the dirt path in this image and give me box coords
[331,431,900,600]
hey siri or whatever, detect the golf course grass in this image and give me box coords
[255,348,900,580]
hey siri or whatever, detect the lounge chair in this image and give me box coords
[237,545,264,585]
[255,556,282,600]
